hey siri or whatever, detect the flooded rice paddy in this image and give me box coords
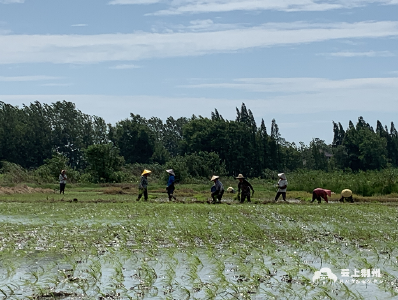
[0,200,398,299]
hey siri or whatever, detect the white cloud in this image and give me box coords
[182,77,398,93]
[40,83,72,87]
[0,21,397,64]
[0,0,24,3]
[109,0,160,4]
[71,24,88,27]
[0,79,397,122]
[110,64,141,69]
[141,0,398,15]
[322,50,395,57]
[0,84,395,144]
[0,29,11,35]
[0,75,61,82]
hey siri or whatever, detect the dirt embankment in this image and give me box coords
[0,185,54,195]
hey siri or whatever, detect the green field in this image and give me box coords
[0,185,398,299]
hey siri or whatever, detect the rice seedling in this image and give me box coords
[0,190,397,299]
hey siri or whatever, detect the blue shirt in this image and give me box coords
[167,175,175,187]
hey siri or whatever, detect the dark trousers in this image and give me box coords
[212,190,224,203]
[240,193,251,203]
[137,188,148,201]
[275,192,286,201]
[60,183,66,194]
[311,192,327,203]
[339,196,353,203]
[167,186,176,200]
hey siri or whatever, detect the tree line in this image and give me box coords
[0,100,397,182]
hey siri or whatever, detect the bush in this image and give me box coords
[34,153,81,183]
[0,161,31,183]
[84,144,125,183]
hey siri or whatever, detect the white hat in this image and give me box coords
[166,169,175,176]
[210,175,219,181]
[278,173,286,180]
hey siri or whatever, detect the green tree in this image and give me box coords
[109,116,156,164]
[84,144,125,182]
[0,102,26,166]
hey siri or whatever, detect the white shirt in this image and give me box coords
[277,179,287,192]
[59,174,67,184]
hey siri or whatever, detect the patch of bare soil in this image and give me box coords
[0,185,54,195]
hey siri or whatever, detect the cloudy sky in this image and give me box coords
[0,0,397,144]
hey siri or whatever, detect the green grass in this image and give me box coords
[0,185,398,299]
[1,181,397,204]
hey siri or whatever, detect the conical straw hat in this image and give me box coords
[210,175,219,181]
[142,169,152,176]
[166,169,175,176]
[341,189,352,197]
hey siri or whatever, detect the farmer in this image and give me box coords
[311,188,332,204]
[236,174,254,203]
[166,169,177,201]
[136,169,151,201]
[274,173,288,202]
[210,175,224,204]
[59,170,67,194]
[339,189,354,203]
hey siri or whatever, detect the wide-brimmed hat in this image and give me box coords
[61,169,65,173]
[278,173,286,180]
[142,169,152,176]
[235,174,245,179]
[166,169,175,176]
[210,175,219,181]
[341,189,352,197]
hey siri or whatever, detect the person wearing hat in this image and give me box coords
[311,188,331,204]
[236,174,254,203]
[339,189,354,203]
[136,169,151,201]
[274,173,288,202]
[166,169,177,201]
[59,170,67,194]
[210,175,224,204]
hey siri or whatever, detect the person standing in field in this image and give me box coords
[311,188,332,204]
[210,175,224,204]
[166,169,177,201]
[136,169,151,201]
[236,174,254,203]
[274,173,288,202]
[59,170,67,194]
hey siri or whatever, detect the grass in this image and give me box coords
[0,184,398,299]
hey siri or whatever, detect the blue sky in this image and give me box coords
[0,0,397,144]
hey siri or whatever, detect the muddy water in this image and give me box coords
[1,247,397,299]
[1,203,398,299]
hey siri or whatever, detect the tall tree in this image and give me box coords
[110,118,156,164]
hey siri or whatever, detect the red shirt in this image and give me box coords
[313,188,331,200]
